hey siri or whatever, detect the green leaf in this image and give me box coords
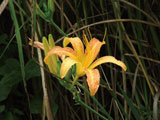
[51,91,58,117]
[0,112,13,120]
[0,71,21,102]
[52,102,58,117]
[25,59,40,80]
[0,59,40,102]
[0,105,5,113]
[0,84,11,102]
[0,59,21,101]
[0,59,20,76]
[30,97,43,114]
[0,71,21,86]
[0,33,8,44]
[12,108,24,115]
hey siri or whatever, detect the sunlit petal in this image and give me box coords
[63,37,84,60]
[85,69,100,96]
[82,32,89,47]
[88,38,105,60]
[60,57,77,78]
[44,46,77,64]
[63,37,70,47]
[89,56,127,71]
[83,38,105,68]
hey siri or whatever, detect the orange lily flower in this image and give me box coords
[44,34,127,96]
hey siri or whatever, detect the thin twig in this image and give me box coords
[153,90,160,120]
[0,0,9,15]
[56,19,160,44]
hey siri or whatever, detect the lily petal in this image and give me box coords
[83,38,105,68]
[89,56,127,71]
[63,37,84,60]
[44,46,77,64]
[60,57,77,78]
[85,69,100,96]
[31,41,44,50]
[76,62,85,76]
[88,38,105,61]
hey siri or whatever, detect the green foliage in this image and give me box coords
[120,88,142,120]
[0,59,40,119]
[25,60,41,80]
[0,34,8,45]
[0,105,5,113]
[30,96,43,114]
[0,59,21,101]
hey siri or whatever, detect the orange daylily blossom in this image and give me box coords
[44,35,127,96]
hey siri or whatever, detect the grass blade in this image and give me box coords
[8,0,32,119]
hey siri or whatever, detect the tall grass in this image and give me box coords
[0,0,160,120]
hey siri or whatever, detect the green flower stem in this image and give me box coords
[72,75,79,86]
[55,75,111,119]
[76,82,113,120]
[49,19,67,36]
[77,94,108,120]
